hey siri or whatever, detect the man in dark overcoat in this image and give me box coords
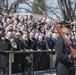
[37,35,49,70]
[44,32,55,50]
[28,32,38,71]
[28,32,37,50]
[12,32,24,73]
[0,33,11,75]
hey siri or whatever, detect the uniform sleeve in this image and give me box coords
[55,37,69,62]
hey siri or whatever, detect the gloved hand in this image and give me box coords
[69,54,76,60]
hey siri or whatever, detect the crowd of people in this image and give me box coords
[0,12,76,75]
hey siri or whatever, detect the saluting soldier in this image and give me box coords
[55,27,76,75]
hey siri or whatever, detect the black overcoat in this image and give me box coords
[0,39,11,67]
[28,38,37,50]
[37,40,50,70]
[44,37,55,50]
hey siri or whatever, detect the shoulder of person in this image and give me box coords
[56,36,64,43]
[5,38,10,42]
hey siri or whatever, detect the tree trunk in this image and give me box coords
[0,0,4,10]
[58,0,74,21]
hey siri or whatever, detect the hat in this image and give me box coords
[61,27,70,35]
[59,21,71,28]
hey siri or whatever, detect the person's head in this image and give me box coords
[8,24,13,30]
[6,18,10,23]
[71,35,75,40]
[13,14,18,19]
[0,33,5,40]
[13,20,18,26]
[43,11,47,18]
[44,25,48,30]
[13,29,17,34]
[35,33,39,40]
[24,15,28,20]
[6,31,13,39]
[21,25,26,30]
[17,23,22,29]
[39,35,43,41]
[6,18,12,24]
[0,27,4,33]
[61,27,71,35]
[73,25,76,31]
[46,32,52,38]
[29,32,34,38]
[52,33,58,39]
[29,15,33,20]
[3,22,7,27]
[15,32,21,38]
[22,34,27,40]
[19,16,24,22]
[36,24,40,29]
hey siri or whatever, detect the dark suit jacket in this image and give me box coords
[0,39,11,67]
[55,36,75,75]
[21,39,30,50]
[14,38,24,50]
[44,37,55,50]
[37,40,46,50]
[37,40,50,70]
[28,38,37,50]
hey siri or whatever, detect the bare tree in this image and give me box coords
[44,2,60,20]
[57,0,76,21]
[0,0,32,13]
[31,0,46,14]
[0,0,76,21]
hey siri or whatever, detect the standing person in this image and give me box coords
[12,32,24,73]
[37,35,47,70]
[21,33,30,50]
[44,32,55,69]
[20,34,31,75]
[28,32,38,71]
[28,32,37,50]
[44,32,55,50]
[55,27,76,75]
[14,32,23,50]
[0,33,11,75]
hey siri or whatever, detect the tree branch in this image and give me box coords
[8,1,19,12]
[23,0,32,8]
[44,2,60,19]
[18,7,31,12]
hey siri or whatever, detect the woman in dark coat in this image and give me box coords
[55,27,75,75]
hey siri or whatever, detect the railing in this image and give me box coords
[2,49,55,75]
[4,49,55,53]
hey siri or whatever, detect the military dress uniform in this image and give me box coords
[55,36,75,75]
